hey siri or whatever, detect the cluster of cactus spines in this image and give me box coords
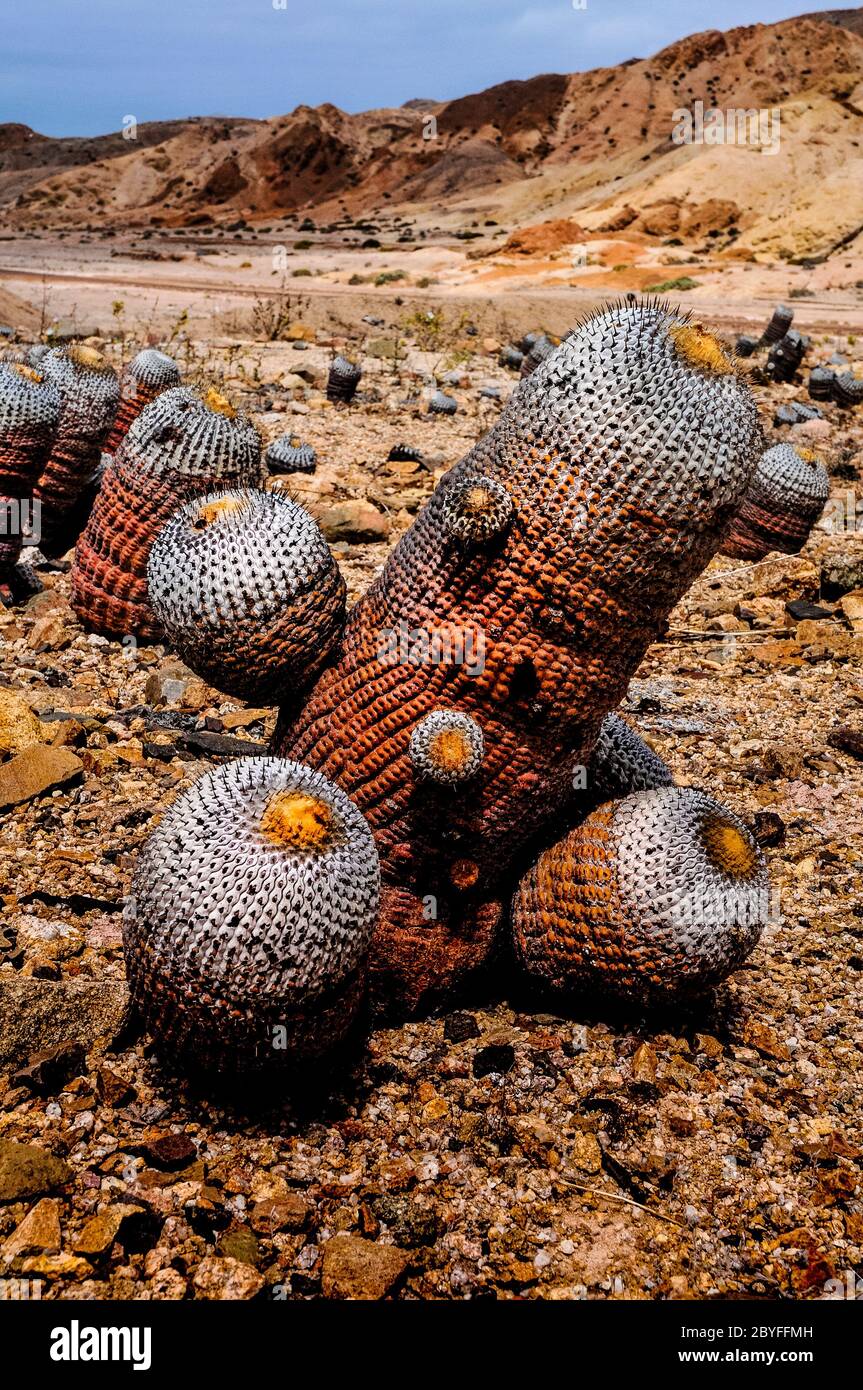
[71,386,264,640]
[439,474,513,545]
[104,349,181,456]
[761,304,793,345]
[428,389,457,416]
[409,710,485,785]
[147,488,347,704]
[0,363,61,579]
[273,302,763,1014]
[32,346,119,557]
[723,443,829,561]
[326,355,362,404]
[511,787,768,1005]
[123,757,380,1070]
[584,712,674,804]
[265,435,317,474]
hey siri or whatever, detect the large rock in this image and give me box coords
[0,1198,62,1258]
[320,1235,409,1300]
[318,500,390,544]
[0,745,82,808]
[0,689,46,758]
[0,1142,72,1203]
[0,977,129,1068]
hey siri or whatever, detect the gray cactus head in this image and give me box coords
[125,385,263,480]
[147,487,346,702]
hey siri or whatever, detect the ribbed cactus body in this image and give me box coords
[834,371,863,408]
[428,390,457,416]
[32,346,119,556]
[762,304,793,344]
[724,443,829,560]
[273,304,762,1013]
[520,334,558,377]
[0,364,60,577]
[326,356,362,404]
[585,712,673,803]
[512,787,768,1005]
[147,488,346,703]
[104,349,181,455]
[265,435,317,474]
[72,387,264,639]
[124,757,380,1070]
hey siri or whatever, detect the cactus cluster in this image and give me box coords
[101,299,812,1069]
[272,303,763,1014]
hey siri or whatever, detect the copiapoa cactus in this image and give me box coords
[104,349,181,455]
[123,757,380,1071]
[33,345,119,557]
[265,435,317,474]
[511,787,768,1006]
[723,442,829,561]
[326,355,362,404]
[0,363,60,579]
[71,386,264,640]
[147,487,346,705]
[272,302,763,1014]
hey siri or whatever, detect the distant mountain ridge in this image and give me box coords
[1,8,862,259]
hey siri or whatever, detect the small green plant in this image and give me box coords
[375,270,406,286]
[294,240,312,250]
[292,268,312,277]
[644,276,700,293]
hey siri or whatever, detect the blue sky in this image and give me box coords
[3,1,856,137]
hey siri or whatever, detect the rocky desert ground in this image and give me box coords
[0,291,862,1302]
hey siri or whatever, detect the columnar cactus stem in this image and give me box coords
[273,303,762,1014]
[104,349,181,455]
[72,386,264,640]
[33,346,119,556]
